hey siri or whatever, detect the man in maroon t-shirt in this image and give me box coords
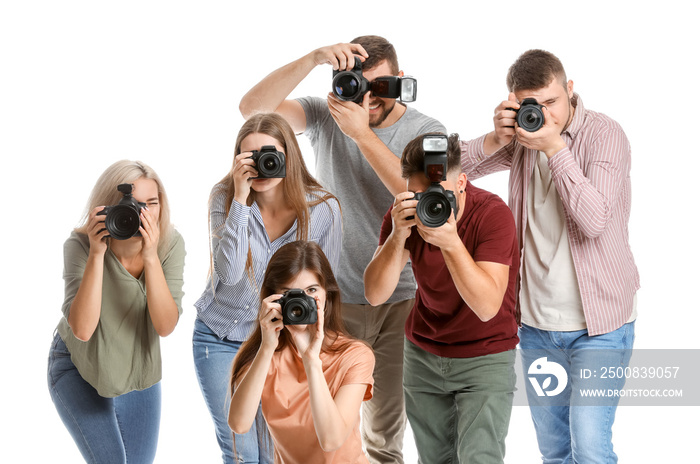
[364,133,519,464]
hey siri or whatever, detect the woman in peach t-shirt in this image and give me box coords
[228,241,375,463]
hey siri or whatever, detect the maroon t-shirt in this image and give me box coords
[379,181,520,358]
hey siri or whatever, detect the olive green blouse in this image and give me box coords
[56,230,185,397]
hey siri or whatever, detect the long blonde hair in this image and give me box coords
[211,113,337,281]
[77,159,173,256]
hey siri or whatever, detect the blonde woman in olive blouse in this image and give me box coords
[47,160,185,464]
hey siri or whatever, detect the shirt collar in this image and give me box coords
[562,93,585,140]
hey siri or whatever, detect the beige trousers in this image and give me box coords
[342,299,414,464]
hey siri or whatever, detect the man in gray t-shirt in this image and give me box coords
[240,36,444,464]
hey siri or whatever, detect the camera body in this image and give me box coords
[332,57,417,103]
[278,289,318,325]
[515,97,545,132]
[250,145,286,178]
[97,183,146,240]
[413,134,457,228]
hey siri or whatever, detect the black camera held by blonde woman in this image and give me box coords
[98,183,145,240]
[278,289,318,325]
[251,145,286,178]
[414,135,457,228]
[332,56,417,104]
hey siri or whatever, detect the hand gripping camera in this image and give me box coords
[278,289,318,325]
[97,183,146,240]
[413,135,457,228]
[514,98,545,132]
[332,57,417,104]
[250,145,286,178]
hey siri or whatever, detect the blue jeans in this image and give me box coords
[47,333,161,464]
[192,318,272,464]
[519,322,635,464]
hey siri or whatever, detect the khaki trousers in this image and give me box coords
[342,299,414,464]
[403,339,516,464]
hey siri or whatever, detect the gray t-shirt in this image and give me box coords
[297,96,445,304]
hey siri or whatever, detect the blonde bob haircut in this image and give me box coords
[76,159,173,257]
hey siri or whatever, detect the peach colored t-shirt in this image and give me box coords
[261,337,374,464]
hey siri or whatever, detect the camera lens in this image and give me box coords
[416,191,452,228]
[289,305,304,319]
[284,300,312,324]
[105,204,141,240]
[262,157,278,172]
[517,106,544,132]
[333,74,360,101]
[256,152,284,178]
[280,290,318,325]
[428,202,444,216]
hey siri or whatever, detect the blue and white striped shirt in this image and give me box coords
[194,184,342,341]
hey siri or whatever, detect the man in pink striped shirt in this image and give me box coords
[461,49,639,463]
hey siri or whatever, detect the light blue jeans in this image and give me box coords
[192,318,272,464]
[47,333,161,464]
[519,322,635,464]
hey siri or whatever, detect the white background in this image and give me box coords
[1,1,698,462]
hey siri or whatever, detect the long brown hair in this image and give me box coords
[229,241,356,459]
[231,240,352,388]
[210,113,337,283]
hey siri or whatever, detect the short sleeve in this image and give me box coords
[339,342,375,401]
[378,206,394,246]
[61,232,90,318]
[471,201,518,267]
[161,229,186,315]
[296,97,332,144]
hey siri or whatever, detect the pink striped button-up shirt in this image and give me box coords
[460,94,639,335]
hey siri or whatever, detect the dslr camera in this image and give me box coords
[513,97,545,132]
[278,289,318,325]
[412,134,457,228]
[332,56,417,104]
[250,145,286,178]
[97,183,145,240]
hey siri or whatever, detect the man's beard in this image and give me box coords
[369,99,396,128]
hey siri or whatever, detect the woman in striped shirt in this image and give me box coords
[193,112,342,464]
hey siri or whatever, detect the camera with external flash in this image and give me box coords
[332,56,417,104]
[512,98,545,132]
[250,145,286,178]
[278,289,318,325]
[97,183,146,240]
[412,135,457,228]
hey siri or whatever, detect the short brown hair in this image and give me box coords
[506,49,567,92]
[401,133,461,179]
[351,35,399,74]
